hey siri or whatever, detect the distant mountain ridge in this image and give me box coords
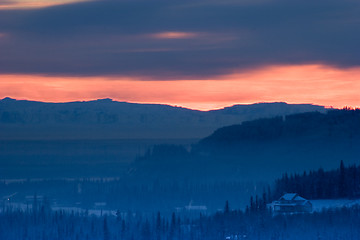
[0,97,327,139]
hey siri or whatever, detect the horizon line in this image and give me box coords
[0,96,336,112]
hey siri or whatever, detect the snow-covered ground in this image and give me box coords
[1,202,117,217]
[311,199,360,212]
[3,198,360,216]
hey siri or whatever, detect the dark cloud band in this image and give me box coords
[0,0,359,78]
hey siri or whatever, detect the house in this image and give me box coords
[175,200,208,217]
[268,193,312,214]
[184,200,207,212]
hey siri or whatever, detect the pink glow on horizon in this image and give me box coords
[1,64,360,110]
[0,0,90,9]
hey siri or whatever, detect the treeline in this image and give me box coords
[135,108,360,183]
[0,179,263,214]
[273,161,360,200]
[244,161,360,215]
[1,201,360,240]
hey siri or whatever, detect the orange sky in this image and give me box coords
[1,64,360,110]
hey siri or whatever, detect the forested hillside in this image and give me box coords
[245,161,360,215]
[272,161,360,200]
[200,108,360,145]
[134,109,360,181]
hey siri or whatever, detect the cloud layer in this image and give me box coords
[0,0,359,78]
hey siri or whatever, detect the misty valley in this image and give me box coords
[1,99,360,239]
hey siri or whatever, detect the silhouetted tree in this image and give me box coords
[224,200,230,214]
[103,217,110,240]
[339,160,346,197]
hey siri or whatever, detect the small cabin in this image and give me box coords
[175,201,208,216]
[268,193,312,214]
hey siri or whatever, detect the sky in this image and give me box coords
[0,0,359,110]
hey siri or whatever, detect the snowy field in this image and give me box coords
[3,198,360,217]
[311,199,360,212]
[1,202,118,217]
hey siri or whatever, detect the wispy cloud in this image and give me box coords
[0,0,91,10]
[150,31,200,39]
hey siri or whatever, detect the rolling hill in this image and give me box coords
[0,97,326,140]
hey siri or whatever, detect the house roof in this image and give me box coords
[278,193,310,203]
[294,196,306,201]
[280,193,298,201]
